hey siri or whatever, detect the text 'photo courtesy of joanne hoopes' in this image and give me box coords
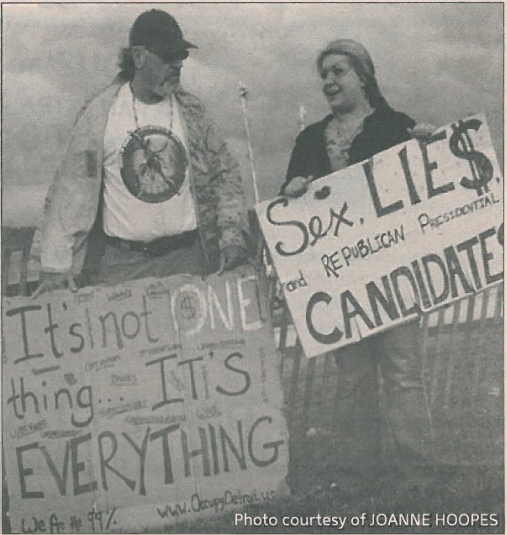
[256,115,503,358]
[2,267,289,533]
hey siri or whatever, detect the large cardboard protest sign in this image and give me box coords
[2,267,289,532]
[256,115,503,358]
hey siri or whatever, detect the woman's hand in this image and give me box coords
[408,123,438,141]
[283,175,313,198]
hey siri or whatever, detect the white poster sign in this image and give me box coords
[2,267,289,532]
[256,115,503,357]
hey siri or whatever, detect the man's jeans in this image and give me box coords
[96,237,211,286]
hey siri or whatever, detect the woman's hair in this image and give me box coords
[117,47,136,82]
[316,39,387,109]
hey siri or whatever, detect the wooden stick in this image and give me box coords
[238,82,260,205]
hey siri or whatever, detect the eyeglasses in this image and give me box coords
[320,63,353,80]
[145,47,189,64]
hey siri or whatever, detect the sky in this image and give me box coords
[1,2,504,227]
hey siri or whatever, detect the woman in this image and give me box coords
[282,39,435,492]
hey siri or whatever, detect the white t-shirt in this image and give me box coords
[102,83,197,241]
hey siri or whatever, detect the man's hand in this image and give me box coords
[408,123,438,141]
[31,272,77,299]
[283,175,313,198]
[217,245,248,275]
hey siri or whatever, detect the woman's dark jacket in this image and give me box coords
[281,104,415,193]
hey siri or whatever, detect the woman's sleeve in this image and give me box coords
[280,133,307,195]
[389,112,416,146]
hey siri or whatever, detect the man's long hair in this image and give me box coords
[117,47,136,82]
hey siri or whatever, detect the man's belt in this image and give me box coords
[105,230,199,257]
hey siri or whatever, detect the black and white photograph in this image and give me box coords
[1,2,504,533]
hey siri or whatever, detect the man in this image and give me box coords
[35,9,249,295]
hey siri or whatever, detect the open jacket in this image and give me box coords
[281,103,416,193]
[40,80,250,276]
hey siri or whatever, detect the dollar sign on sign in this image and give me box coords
[449,119,493,197]
[180,295,196,320]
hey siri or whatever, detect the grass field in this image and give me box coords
[1,306,502,534]
[139,321,504,534]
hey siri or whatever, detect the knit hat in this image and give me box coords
[317,39,374,76]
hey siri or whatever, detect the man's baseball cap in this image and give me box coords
[129,9,197,61]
